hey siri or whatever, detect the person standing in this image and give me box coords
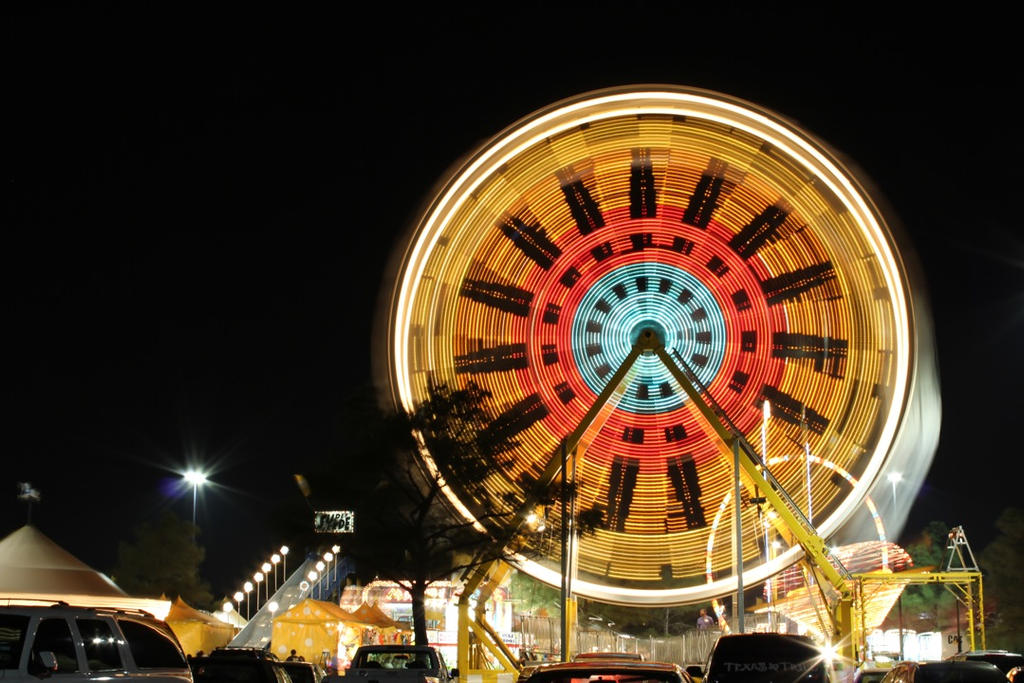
[696,608,715,629]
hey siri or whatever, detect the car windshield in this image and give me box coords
[360,652,435,670]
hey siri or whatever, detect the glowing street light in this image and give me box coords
[222,601,233,614]
[280,545,290,577]
[254,572,264,607]
[315,562,326,599]
[324,552,334,585]
[233,591,243,616]
[271,553,281,587]
[182,470,207,544]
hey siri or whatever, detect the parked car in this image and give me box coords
[280,660,325,683]
[347,644,453,683]
[945,651,1024,676]
[697,633,834,683]
[517,659,691,683]
[0,601,192,683]
[880,660,1004,683]
[190,650,292,683]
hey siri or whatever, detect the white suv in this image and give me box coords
[0,602,192,683]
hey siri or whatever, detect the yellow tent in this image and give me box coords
[271,598,367,665]
[165,597,235,656]
[345,603,403,631]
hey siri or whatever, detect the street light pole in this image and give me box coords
[244,581,253,619]
[254,572,264,610]
[262,562,272,598]
[183,470,207,544]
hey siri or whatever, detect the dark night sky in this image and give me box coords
[5,5,1021,599]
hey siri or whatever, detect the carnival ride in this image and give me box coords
[376,86,955,678]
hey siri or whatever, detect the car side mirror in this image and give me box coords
[28,651,57,679]
[685,665,703,679]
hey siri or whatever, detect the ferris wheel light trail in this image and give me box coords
[379,85,937,604]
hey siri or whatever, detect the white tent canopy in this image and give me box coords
[0,524,170,619]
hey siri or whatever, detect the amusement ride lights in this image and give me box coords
[380,85,933,605]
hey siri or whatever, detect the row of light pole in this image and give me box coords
[182,470,349,616]
[223,545,290,620]
[306,545,342,600]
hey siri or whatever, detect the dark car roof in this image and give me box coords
[948,652,1024,674]
[190,655,290,683]
[891,661,1005,683]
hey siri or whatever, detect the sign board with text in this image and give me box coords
[313,510,355,534]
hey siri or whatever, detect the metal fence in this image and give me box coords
[516,616,721,666]
[517,613,797,666]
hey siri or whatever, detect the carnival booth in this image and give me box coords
[346,602,404,633]
[165,597,235,656]
[271,598,364,667]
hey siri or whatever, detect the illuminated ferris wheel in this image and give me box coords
[377,85,934,606]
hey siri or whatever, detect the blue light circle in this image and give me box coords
[570,263,727,414]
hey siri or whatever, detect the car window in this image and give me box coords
[857,671,888,683]
[285,663,317,683]
[0,614,29,670]
[76,618,123,671]
[117,618,187,668]
[274,662,295,683]
[35,617,80,673]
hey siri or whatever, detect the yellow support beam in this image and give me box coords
[455,328,866,667]
[458,560,519,676]
[852,570,986,652]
